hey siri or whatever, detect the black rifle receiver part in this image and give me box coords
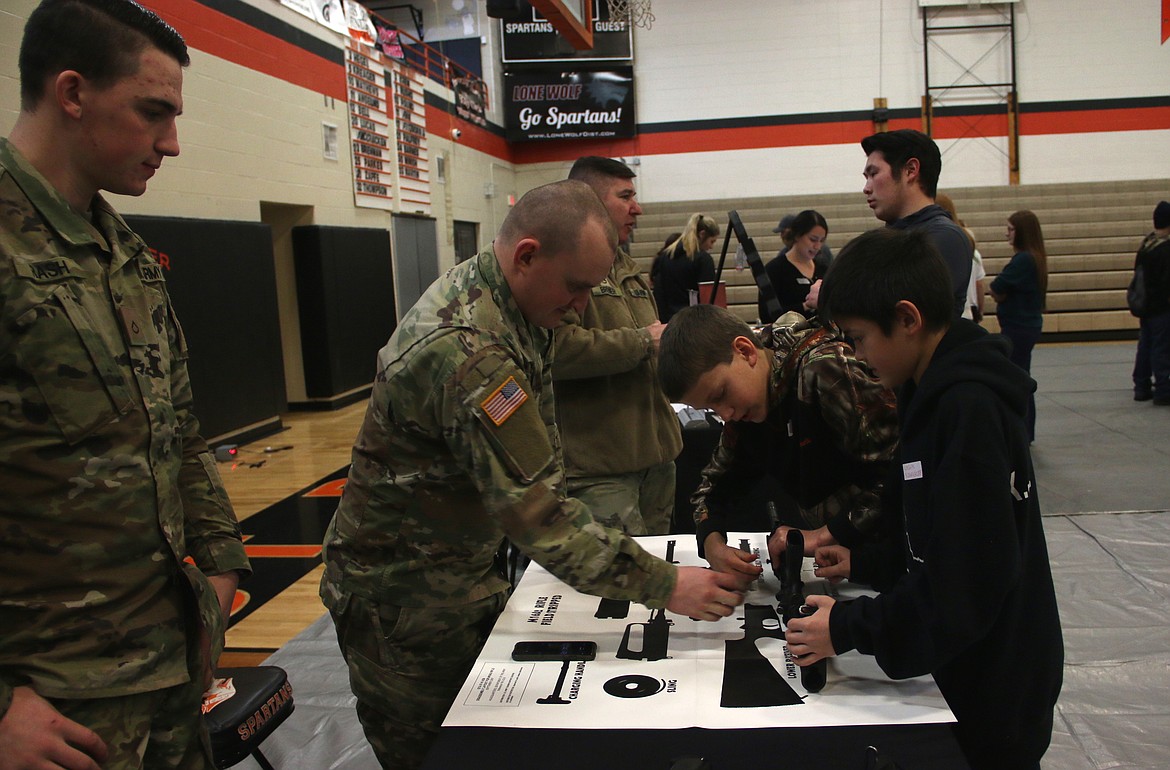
[778,529,828,693]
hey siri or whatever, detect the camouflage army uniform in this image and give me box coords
[553,247,683,535]
[693,312,898,553]
[320,246,677,769]
[0,139,250,762]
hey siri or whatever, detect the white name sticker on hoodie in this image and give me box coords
[902,460,923,480]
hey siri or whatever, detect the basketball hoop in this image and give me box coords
[606,0,654,30]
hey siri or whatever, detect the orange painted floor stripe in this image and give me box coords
[243,545,323,558]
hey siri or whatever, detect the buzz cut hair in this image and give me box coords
[568,156,636,190]
[20,0,189,110]
[498,179,617,258]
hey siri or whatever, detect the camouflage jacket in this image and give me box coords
[693,313,898,549]
[320,246,676,613]
[552,247,682,476]
[0,139,250,715]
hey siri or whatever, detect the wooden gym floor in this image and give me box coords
[217,401,366,666]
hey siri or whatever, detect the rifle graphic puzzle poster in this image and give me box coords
[444,534,955,730]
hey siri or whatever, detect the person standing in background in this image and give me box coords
[651,212,719,323]
[936,193,987,322]
[759,209,830,323]
[861,129,973,317]
[556,156,683,536]
[990,210,1049,441]
[770,212,834,275]
[0,2,250,767]
[1130,201,1170,405]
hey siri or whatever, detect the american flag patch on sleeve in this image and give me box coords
[481,375,528,426]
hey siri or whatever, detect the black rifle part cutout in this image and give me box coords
[665,539,680,564]
[536,659,573,705]
[603,674,666,698]
[714,210,780,320]
[594,596,631,619]
[777,529,828,693]
[720,603,804,707]
[617,608,672,661]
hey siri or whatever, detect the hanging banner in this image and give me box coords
[501,0,631,63]
[454,77,488,128]
[372,18,406,62]
[278,0,347,35]
[343,0,377,46]
[504,68,635,142]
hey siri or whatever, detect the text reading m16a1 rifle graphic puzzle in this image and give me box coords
[444,534,954,730]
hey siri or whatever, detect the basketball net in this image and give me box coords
[606,0,654,30]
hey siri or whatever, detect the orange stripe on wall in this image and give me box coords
[424,103,510,158]
[146,0,346,100]
[1021,106,1170,136]
[143,3,1169,165]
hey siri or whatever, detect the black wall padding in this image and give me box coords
[292,225,396,399]
[125,215,287,439]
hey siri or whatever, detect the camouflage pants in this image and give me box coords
[568,460,676,535]
[50,677,213,770]
[331,592,509,770]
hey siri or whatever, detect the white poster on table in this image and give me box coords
[444,533,955,730]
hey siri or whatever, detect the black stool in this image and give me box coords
[204,666,294,769]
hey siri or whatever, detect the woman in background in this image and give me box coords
[936,193,986,322]
[758,209,829,323]
[651,213,719,322]
[990,209,1049,441]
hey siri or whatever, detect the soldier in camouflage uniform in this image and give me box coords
[658,305,899,579]
[0,2,250,768]
[552,156,683,536]
[320,180,750,770]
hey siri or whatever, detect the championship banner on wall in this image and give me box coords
[504,68,634,142]
[346,44,394,210]
[390,64,431,215]
[501,0,632,63]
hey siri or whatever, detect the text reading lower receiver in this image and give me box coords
[720,603,803,707]
[776,528,828,694]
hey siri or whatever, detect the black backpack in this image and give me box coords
[1127,263,1147,318]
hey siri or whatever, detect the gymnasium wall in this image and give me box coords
[2,0,1167,268]
[622,0,1170,201]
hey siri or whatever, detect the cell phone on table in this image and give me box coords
[511,640,597,662]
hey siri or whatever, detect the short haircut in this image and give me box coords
[568,156,636,190]
[658,304,762,402]
[820,228,953,335]
[20,0,189,110]
[860,129,942,199]
[497,179,616,258]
